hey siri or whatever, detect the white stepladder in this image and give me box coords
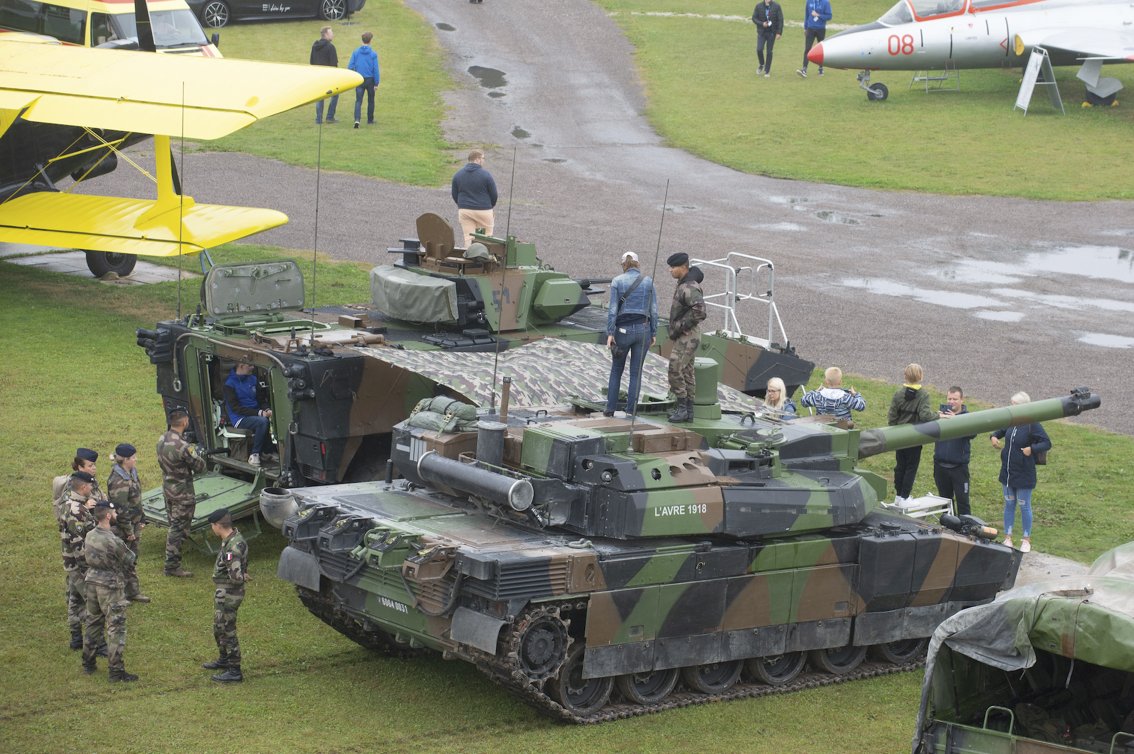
[691,252,792,351]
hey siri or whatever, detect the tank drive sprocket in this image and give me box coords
[500,604,571,684]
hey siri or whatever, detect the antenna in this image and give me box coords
[628,180,669,437]
[309,114,324,343]
[175,81,186,320]
[488,146,518,414]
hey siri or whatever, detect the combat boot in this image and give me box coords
[669,397,692,423]
[70,628,83,650]
[164,568,193,578]
[202,652,229,670]
[128,594,152,603]
[82,659,96,675]
[212,666,243,683]
[109,668,139,683]
[95,643,108,658]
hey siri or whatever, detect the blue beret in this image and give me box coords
[115,443,137,458]
[71,471,96,484]
[76,448,98,462]
[666,252,689,267]
[207,508,231,525]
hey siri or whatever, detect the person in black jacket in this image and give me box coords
[990,391,1052,554]
[933,386,975,516]
[752,0,784,77]
[311,26,339,124]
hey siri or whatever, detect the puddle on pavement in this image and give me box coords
[990,287,1134,313]
[543,158,567,164]
[511,126,529,139]
[435,22,455,31]
[1024,245,1134,284]
[487,91,506,98]
[931,260,1024,286]
[815,210,861,225]
[842,278,998,309]
[974,310,1025,322]
[753,222,804,232]
[468,66,506,89]
[1076,332,1134,348]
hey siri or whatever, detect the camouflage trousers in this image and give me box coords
[214,586,244,665]
[65,569,88,633]
[121,524,142,598]
[164,498,196,572]
[667,333,700,400]
[84,582,127,672]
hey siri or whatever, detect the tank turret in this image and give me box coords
[273,388,1101,722]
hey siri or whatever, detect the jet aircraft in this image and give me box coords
[807,0,1134,102]
[0,34,360,276]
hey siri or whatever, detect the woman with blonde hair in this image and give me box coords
[763,377,796,417]
[990,392,1051,553]
[887,363,937,502]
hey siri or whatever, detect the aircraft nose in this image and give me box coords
[807,43,824,66]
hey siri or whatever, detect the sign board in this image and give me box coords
[1014,47,1064,115]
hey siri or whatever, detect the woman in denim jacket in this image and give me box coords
[605,251,658,416]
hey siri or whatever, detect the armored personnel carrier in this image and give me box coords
[134,213,812,530]
[913,542,1134,754]
[270,380,1100,721]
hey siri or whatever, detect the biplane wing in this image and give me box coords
[0,35,362,272]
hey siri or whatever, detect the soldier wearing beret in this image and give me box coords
[60,471,101,651]
[157,410,206,578]
[53,447,103,521]
[665,253,707,422]
[82,501,138,682]
[203,508,248,682]
[107,443,150,603]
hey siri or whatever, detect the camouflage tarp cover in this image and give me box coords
[913,542,1134,742]
[370,265,458,324]
[357,338,760,413]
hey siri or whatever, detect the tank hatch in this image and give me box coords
[204,260,305,317]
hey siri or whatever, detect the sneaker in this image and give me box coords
[1020,538,1031,553]
[367,121,375,125]
[764,72,770,78]
[326,118,338,123]
[315,119,322,124]
[757,66,764,75]
[353,121,360,129]
[248,453,261,467]
[796,68,807,78]
[1003,536,1013,548]
[602,411,614,417]
[818,67,824,76]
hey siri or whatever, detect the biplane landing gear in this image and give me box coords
[857,71,889,101]
[85,251,137,278]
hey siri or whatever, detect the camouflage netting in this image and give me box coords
[357,338,760,412]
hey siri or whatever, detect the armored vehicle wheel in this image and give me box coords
[745,652,807,686]
[680,660,744,694]
[809,645,868,675]
[506,605,570,683]
[546,643,613,717]
[872,638,928,665]
[615,668,680,705]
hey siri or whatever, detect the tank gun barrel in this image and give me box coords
[857,387,1100,459]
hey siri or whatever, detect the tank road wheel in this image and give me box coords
[546,643,613,718]
[504,605,571,683]
[809,645,868,675]
[745,652,807,686]
[681,660,744,694]
[872,638,928,665]
[615,667,680,705]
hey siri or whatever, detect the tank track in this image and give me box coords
[297,586,424,658]
[476,655,923,724]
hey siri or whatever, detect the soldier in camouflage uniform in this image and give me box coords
[665,252,707,422]
[157,409,206,578]
[61,471,99,651]
[53,447,102,523]
[202,508,248,683]
[107,443,150,603]
[82,501,138,682]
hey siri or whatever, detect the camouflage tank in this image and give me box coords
[913,542,1134,754]
[134,213,812,529]
[271,384,1100,721]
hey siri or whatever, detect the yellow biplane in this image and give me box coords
[0,34,361,276]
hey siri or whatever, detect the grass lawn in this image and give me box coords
[595,0,1134,200]
[1,249,1130,751]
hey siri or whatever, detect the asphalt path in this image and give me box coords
[99,0,1133,434]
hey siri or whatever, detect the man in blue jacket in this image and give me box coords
[796,0,832,78]
[451,149,498,247]
[224,362,272,467]
[348,31,380,128]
